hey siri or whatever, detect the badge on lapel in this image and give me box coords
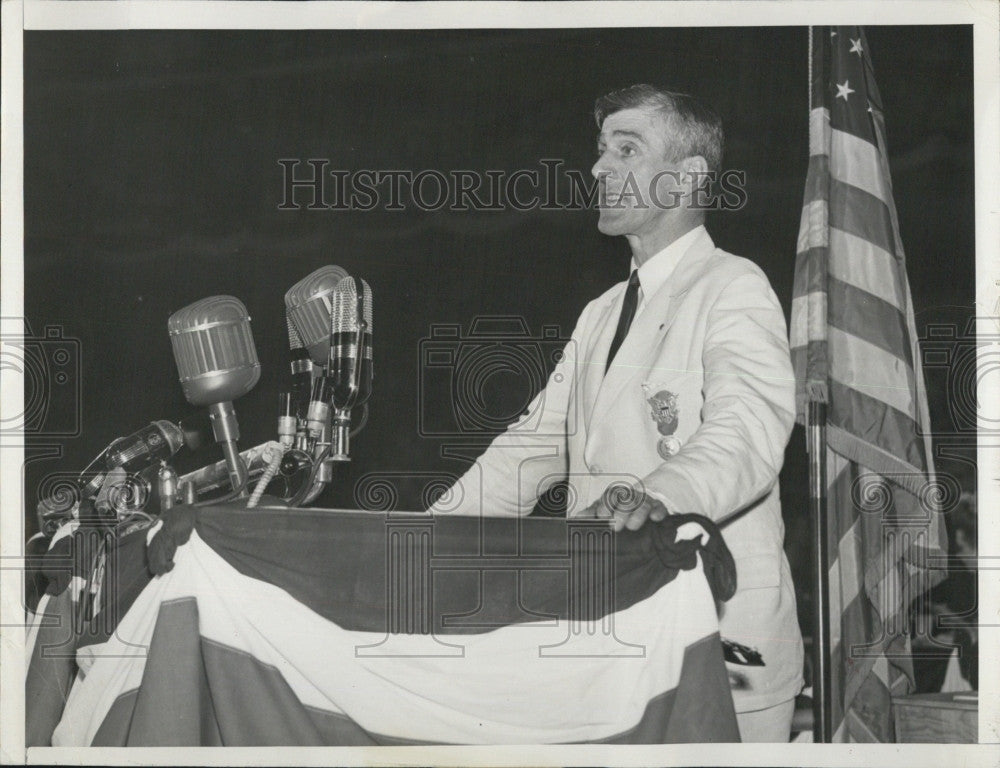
[642,383,682,459]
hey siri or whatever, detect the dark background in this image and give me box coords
[22,27,976,623]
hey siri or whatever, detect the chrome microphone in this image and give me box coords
[285,266,349,448]
[76,419,186,496]
[168,295,261,497]
[285,265,349,366]
[286,314,313,417]
[104,420,185,474]
[328,276,373,460]
[39,420,187,534]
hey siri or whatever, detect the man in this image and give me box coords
[429,84,803,741]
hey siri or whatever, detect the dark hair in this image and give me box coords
[594,84,724,173]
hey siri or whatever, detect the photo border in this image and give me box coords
[2,1,997,765]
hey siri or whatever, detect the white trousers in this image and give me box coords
[736,698,796,742]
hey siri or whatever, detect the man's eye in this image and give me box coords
[619,145,636,158]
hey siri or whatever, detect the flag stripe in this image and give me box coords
[826,379,927,472]
[809,106,831,157]
[805,165,899,258]
[828,594,867,720]
[826,277,913,366]
[809,108,893,205]
[796,199,829,254]
[834,526,863,641]
[25,590,78,748]
[90,630,734,746]
[792,246,824,299]
[142,507,734,639]
[792,354,924,473]
[849,673,894,742]
[794,230,904,308]
[827,326,915,416]
[829,126,892,204]
[790,339,830,408]
[790,291,829,343]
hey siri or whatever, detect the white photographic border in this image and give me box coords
[2,1,997,765]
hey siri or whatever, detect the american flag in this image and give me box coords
[791,26,948,742]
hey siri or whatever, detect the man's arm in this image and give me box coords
[603,269,795,530]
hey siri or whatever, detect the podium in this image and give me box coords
[892,692,977,743]
[28,504,740,745]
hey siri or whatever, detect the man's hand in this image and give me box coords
[578,484,671,532]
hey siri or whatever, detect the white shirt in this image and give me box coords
[630,224,706,319]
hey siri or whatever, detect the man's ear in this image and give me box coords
[679,156,714,212]
[680,155,710,185]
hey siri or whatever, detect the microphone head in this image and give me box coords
[151,420,186,456]
[285,265,349,366]
[104,420,186,471]
[167,295,261,407]
[329,277,373,411]
[332,276,373,337]
[286,314,304,350]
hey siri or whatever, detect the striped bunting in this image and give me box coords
[25,523,154,747]
[791,27,948,742]
[29,507,739,746]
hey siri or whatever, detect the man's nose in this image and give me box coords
[591,156,612,181]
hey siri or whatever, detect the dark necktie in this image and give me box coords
[605,269,640,374]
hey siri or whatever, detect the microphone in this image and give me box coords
[40,420,188,534]
[285,265,349,366]
[285,266,349,449]
[328,276,373,460]
[77,419,186,497]
[168,295,261,497]
[285,266,349,454]
[285,315,313,417]
[104,420,185,473]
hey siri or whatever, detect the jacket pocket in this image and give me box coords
[734,553,781,590]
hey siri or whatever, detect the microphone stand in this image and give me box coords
[208,401,249,497]
[178,442,272,499]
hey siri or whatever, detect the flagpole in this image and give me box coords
[808,400,832,742]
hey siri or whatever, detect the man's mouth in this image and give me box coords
[600,189,623,206]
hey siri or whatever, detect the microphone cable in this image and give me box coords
[287,443,332,508]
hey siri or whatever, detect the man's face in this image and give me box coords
[591,106,685,238]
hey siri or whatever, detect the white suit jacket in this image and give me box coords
[431,228,803,712]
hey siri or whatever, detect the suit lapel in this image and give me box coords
[585,229,718,443]
[581,297,620,432]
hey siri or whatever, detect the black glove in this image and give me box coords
[41,534,74,596]
[146,504,198,576]
[647,512,737,602]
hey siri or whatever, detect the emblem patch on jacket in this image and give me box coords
[642,383,682,459]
